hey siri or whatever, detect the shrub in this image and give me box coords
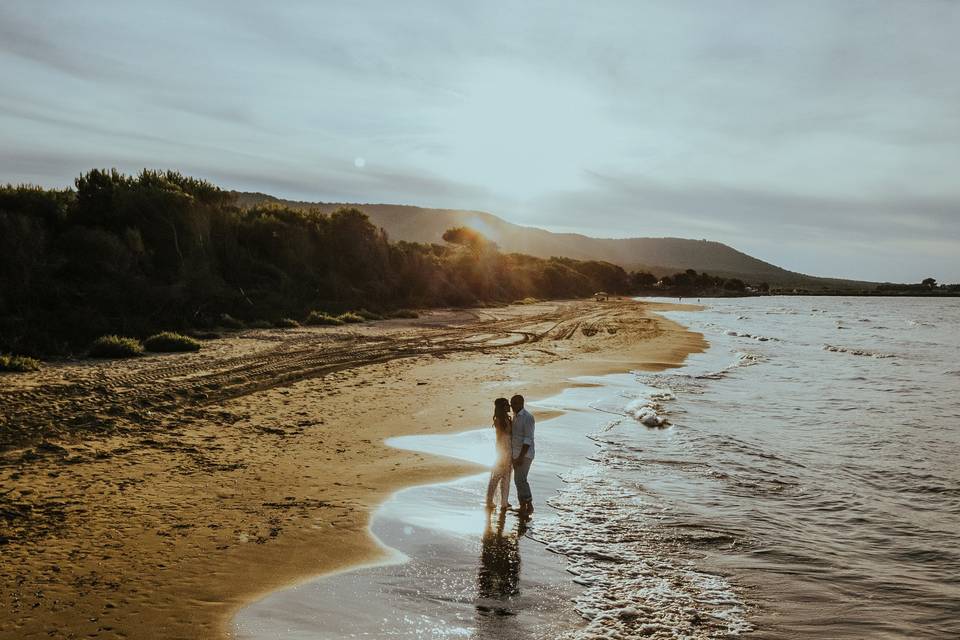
[386,308,419,319]
[355,308,384,320]
[219,313,245,330]
[306,311,345,326]
[337,312,365,324]
[247,319,273,329]
[512,297,539,305]
[143,332,202,352]
[0,354,41,372]
[274,318,300,328]
[88,335,143,358]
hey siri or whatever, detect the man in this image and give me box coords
[510,394,535,514]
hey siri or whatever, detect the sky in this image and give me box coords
[1,0,958,282]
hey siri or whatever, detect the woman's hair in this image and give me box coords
[493,397,511,432]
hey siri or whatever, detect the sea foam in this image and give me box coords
[534,464,752,640]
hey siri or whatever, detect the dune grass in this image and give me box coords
[0,354,41,372]
[218,313,245,330]
[143,332,202,353]
[306,311,345,326]
[88,335,144,358]
[512,297,539,305]
[354,308,384,320]
[274,318,301,328]
[337,312,366,324]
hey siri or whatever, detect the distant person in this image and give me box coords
[510,394,535,514]
[485,398,513,511]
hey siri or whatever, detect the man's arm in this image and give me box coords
[514,414,531,462]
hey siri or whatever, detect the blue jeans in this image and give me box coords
[513,456,533,504]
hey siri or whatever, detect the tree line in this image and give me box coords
[1,170,646,355]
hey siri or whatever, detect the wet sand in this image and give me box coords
[235,378,642,639]
[0,299,704,639]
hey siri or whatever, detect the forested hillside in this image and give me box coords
[233,193,871,289]
[0,170,637,355]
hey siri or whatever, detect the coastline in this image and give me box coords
[0,299,705,640]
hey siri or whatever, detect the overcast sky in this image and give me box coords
[2,1,958,282]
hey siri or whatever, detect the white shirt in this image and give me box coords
[511,408,535,459]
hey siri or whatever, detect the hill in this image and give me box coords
[232,193,870,290]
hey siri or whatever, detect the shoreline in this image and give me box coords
[0,299,706,640]
[221,301,707,638]
[234,379,631,638]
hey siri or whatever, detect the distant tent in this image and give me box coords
[594,291,609,301]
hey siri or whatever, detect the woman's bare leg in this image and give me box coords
[500,466,512,507]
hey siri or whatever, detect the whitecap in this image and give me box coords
[625,398,669,427]
[823,344,895,358]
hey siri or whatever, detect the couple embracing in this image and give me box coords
[485,394,535,514]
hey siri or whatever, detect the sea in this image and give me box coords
[235,296,960,639]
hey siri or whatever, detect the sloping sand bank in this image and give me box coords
[0,299,703,639]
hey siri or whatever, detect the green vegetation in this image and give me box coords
[354,308,384,320]
[337,312,365,323]
[218,314,245,330]
[274,318,301,328]
[143,332,202,352]
[88,335,144,358]
[0,353,41,372]
[873,278,960,296]
[1,169,640,355]
[631,268,750,296]
[305,311,345,326]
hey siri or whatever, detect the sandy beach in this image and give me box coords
[0,298,704,640]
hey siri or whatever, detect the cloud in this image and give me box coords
[0,0,958,281]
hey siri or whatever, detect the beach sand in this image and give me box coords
[0,299,704,639]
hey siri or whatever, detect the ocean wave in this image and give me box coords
[625,398,670,427]
[765,307,800,315]
[536,470,752,639]
[697,352,765,379]
[724,329,779,342]
[908,320,937,328]
[823,344,895,358]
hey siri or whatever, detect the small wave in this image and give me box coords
[823,344,895,358]
[765,308,800,315]
[908,320,937,328]
[945,370,960,377]
[634,373,707,395]
[537,474,752,639]
[723,329,779,342]
[625,398,669,427]
[698,352,765,379]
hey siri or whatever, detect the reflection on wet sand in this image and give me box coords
[476,509,530,635]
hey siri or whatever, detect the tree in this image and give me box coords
[723,278,745,292]
[442,226,496,253]
[922,277,937,289]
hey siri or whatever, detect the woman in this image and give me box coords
[485,397,513,511]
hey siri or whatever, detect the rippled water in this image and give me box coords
[542,296,959,639]
[237,296,960,639]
